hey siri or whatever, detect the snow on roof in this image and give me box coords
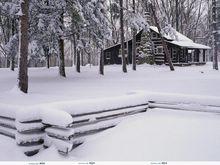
[150,26,211,50]
[168,41,211,50]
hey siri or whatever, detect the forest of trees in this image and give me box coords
[0,0,218,93]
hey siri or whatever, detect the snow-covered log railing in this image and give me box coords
[44,94,149,155]
[148,101,220,114]
[0,116,46,156]
[0,116,16,139]
[16,118,47,156]
[0,103,47,156]
[146,92,220,114]
[1,96,148,156]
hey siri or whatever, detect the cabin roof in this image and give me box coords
[167,40,211,50]
[150,26,211,50]
[104,26,211,51]
[104,30,143,51]
[150,26,192,42]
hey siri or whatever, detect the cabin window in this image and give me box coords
[119,49,128,57]
[152,32,157,39]
[179,49,185,62]
[106,52,111,60]
[136,42,141,47]
[157,46,163,54]
[172,49,177,61]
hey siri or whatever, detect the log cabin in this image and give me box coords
[104,26,211,66]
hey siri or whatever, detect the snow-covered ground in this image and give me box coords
[0,63,220,160]
[0,63,220,105]
[0,109,220,161]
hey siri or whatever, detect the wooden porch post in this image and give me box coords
[185,48,188,63]
[177,48,180,63]
[203,50,206,62]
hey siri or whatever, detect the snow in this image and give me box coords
[0,63,220,160]
[150,26,192,42]
[0,125,16,138]
[45,93,148,115]
[71,105,147,123]
[49,137,73,154]
[40,109,73,128]
[150,26,211,49]
[1,108,220,161]
[1,63,220,106]
[168,40,211,50]
[0,118,15,129]
[146,92,220,107]
[15,121,44,132]
[0,102,19,119]
[71,109,220,161]
[46,127,75,139]
[15,132,45,144]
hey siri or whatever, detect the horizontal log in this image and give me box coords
[0,122,16,130]
[0,125,16,139]
[19,119,42,124]
[71,108,147,127]
[24,150,39,157]
[15,132,45,145]
[0,116,15,121]
[149,100,220,108]
[149,102,220,114]
[72,125,116,139]
[19,144,44,155]
[17,139,44,147]
[71,103,148,117]
[0,130,15,139]
[18,128,45,134]
[16,120,45,133]
[46,108,147,142]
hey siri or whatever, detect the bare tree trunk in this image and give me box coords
[99,48,104,75]
[59,13,66,77]
[46,54,50,69]
[10,19,16,71]
[73,33,77,66]
[212,0,219,70]
[150,3,175,71]
[81,51,84,66]
[175,0,179,31]
[58,38,66,76]
[119,0,127,73]
[125,0,129,62]
[132,0,137,71]
[43,46,50,69]
[70,40,73,66]
[18,0,29,93]
[76,32,80,73]
[5,57,8,68]
[10,55,15,71]
[76,49,80,73]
